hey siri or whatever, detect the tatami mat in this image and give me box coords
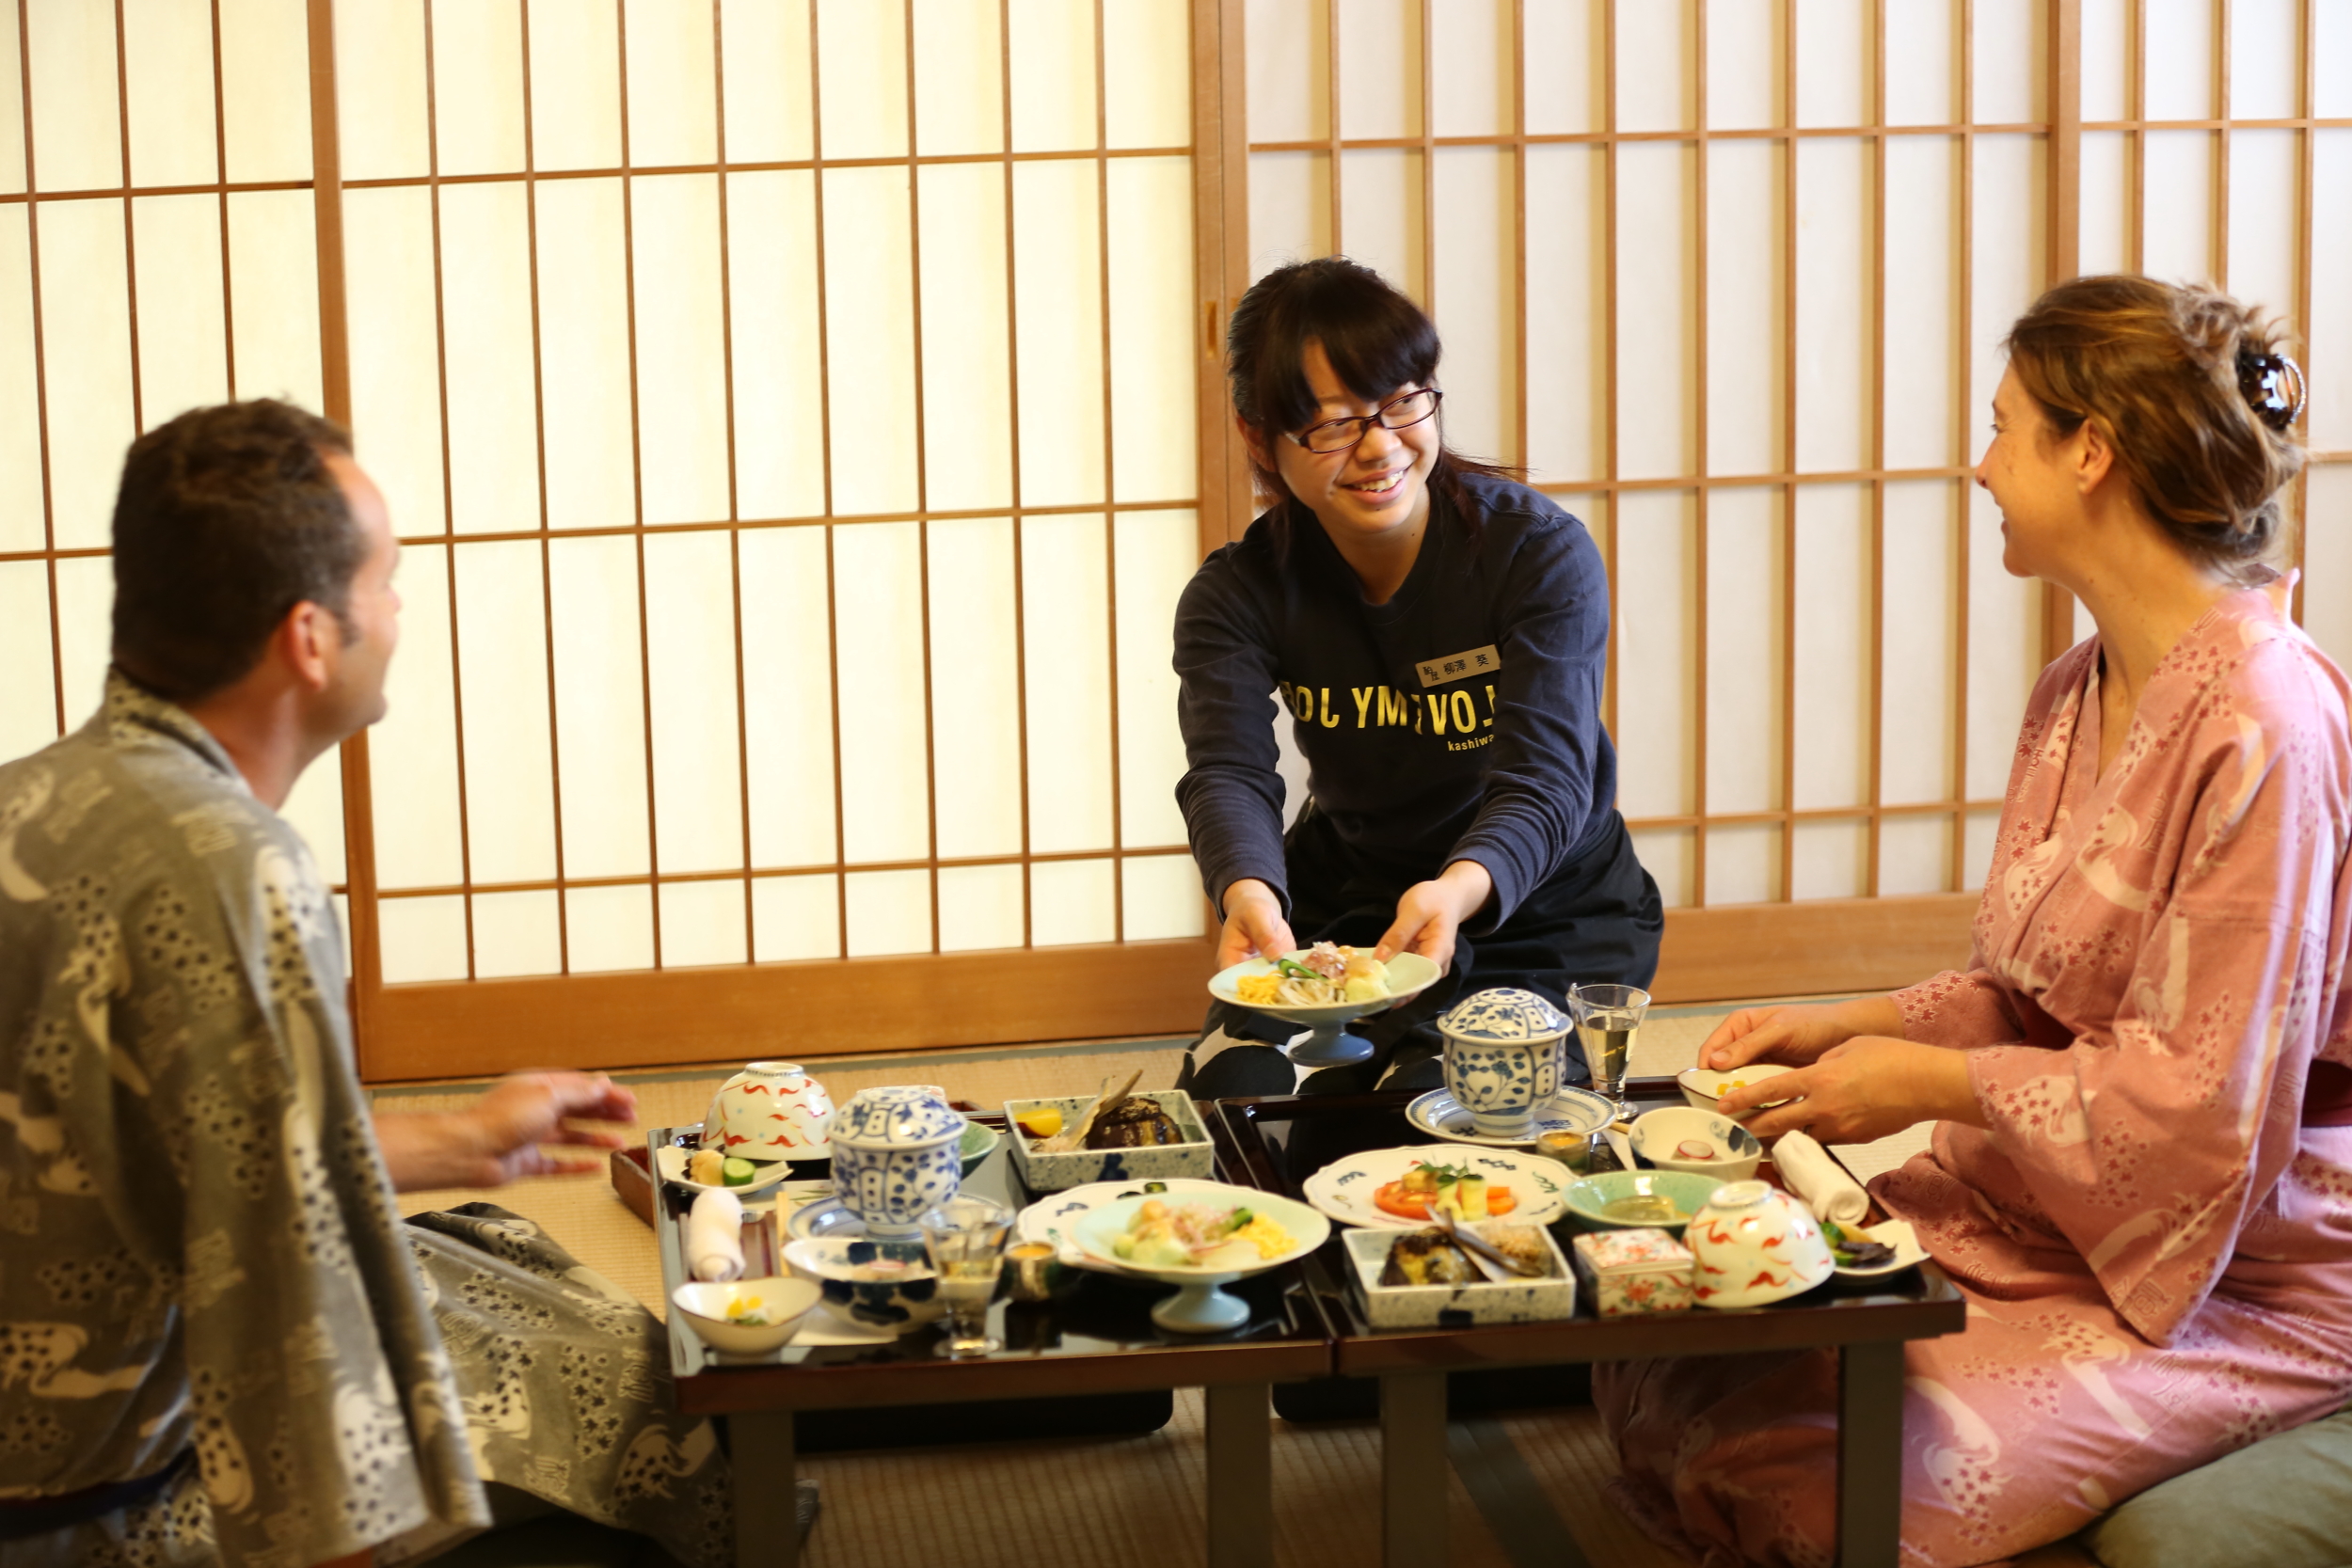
[370,1003,1851,1568]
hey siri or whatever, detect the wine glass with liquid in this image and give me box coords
[919,1195,1012,1358]
[1570,983,1650,1118]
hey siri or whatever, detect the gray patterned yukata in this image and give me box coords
[0,673,729,1566]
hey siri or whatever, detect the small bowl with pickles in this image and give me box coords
[1560,1170,1726,1237]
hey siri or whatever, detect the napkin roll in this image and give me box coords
[1772,1129,1869,1226]
[687,1188,746,1282]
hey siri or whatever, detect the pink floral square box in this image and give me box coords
[1571,1227,1696,1316]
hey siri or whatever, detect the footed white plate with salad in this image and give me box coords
[1303,1146,1568,1231]
[1016,1178,1240,1279]
[1069,1185,1328,1333]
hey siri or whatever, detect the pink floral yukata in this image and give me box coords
[1601,587,2352,1566]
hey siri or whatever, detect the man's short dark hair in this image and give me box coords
[110,399,361,704]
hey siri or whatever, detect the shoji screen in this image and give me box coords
[334,0,1207,1073]
[0,0,347,890]
[2075,0,2347,666]
[1234,0,2341,998]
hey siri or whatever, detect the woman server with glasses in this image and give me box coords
[1173,257,1662,1097]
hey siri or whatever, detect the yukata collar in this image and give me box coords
[2066,582,2293,794]
[94,667,252,796]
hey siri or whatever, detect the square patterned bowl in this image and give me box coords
[1342,1223,1578,1329]
[1004,1091,1216,1193]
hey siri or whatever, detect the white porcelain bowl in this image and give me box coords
[1685,1180,1836,1307]
[1677,1063,1796,1112]
[1628,1106,1763,1180]
[671,1276,820,1355]
[781,1237,946,1334]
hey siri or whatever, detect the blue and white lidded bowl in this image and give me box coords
[828,1085,968,1236]
[1437,988,1572,1138]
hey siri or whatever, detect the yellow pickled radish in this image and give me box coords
[1015,1107,1063,1139]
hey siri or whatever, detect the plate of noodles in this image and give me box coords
[1208,943,1444,1026]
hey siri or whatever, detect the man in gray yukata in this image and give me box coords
[0,403,734,1566]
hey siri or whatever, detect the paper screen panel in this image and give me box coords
[437,182,541,535]
[1106,156,1196,505]
[815,0,906,161]
[739,526,836,868]
[659,879,748,967]
[1021,513,1116,854]
[0,564,56,762]
[1428,147,1516,466]
[1882,137,1957,469]
[378,894,469,982]
[280,744,346,886]
[1613,0,1689,135]
[1883,0,1953,126]
[1248,150,1330,278]
[342,187,446,537]
[624,0,719,169]
[1794,0,1867,129]
[566,884,655,974]
[2224,132,2296,317]
[1704,487,1782,816]
[1792,136,1868,475]
[333,0,428,181]
[1705,138,1781,478]
[1030,856,1115,946]
[131,196,230,428]
[25,0,120,192]
[0,209,38,556]
[1336,149,1415,297]
[643,530,747,875]
[915,164,1013,514]
[724,169,823,522]
[2303,468,2351,672]
[1613,142,1692,481]
[527,0,625,174]
[1103,0,1189,150]
[751,872,839,961]
[1972,0,2041,125]
[50,555,110,732]
[844,866,930,957]
[630,175,731,527]
[912,0,1001,156]
[832,521,931,864]
[35,198,133,552]
[718,0,811,162]
[534,178,637,533]
[1010,158,1105,508]
[1113,510,1196,850]
[1612,490,1695,820]
[939,862,1025,952]
[430,0,527,178]
[371,544,465,889]
[217,0,311,182]
[925,517,1024,859]
[1520,0,1598,136]
[1245,0,1325,145]
[121,0,217,186]
[547,534,651,880]
[1123,853,1206,942]
[1428,0,1509,140]
[820,165,919,517]
[1879,482,1961,808]
[2313,135,2352,452]
[2139,131,2215,282]
[452,539,559,884]
[471,888,562,978]
[1008,0,1095,155]
[226,191,324,412]
[1520,145,1602,483]
[1789,483,1868,819]
[1964,486,2036,800]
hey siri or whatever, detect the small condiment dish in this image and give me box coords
[1627,1107,1763,1180]
[671,1276,819,1356]
[1560,1170,1726,1235]
[1677,1063,1796,1112]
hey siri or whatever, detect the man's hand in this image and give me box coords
[1373,859,1494,977]
[1719,1037,1984,1145]
[1216,879,1297,970]
[374,1071,638,1193]
[1697,995,1908,1072]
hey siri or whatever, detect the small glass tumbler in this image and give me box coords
[919,1195,1012,1358]
[1569,982,1650,1117]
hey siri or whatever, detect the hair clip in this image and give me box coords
[2236,348,2306,432]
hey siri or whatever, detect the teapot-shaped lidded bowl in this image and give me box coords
[1685,1179,1836,1308]
[1436,987,1571,1137]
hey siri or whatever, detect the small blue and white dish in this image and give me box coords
[781,1236,946,1334]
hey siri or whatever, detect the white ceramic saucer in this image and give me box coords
[1829,1217,1931,1279]
[1404,1085,1615,1148]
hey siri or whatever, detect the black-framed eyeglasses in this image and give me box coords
[1284,388,1443,454]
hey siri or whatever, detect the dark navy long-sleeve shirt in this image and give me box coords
[1172,471,1619,934]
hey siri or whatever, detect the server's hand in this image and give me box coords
[1216,878,1297,970]
[1374,859,1494,975]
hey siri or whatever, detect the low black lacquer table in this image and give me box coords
[650,1118,1333,1568]
[1213,1081,1968,1568]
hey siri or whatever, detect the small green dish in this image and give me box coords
[958,1120,1000,1177]
[1561,1170,1726,1236]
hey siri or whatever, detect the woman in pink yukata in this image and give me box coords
[1600,275,2352,1566]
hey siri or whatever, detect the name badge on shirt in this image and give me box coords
[1415,645,1502,688]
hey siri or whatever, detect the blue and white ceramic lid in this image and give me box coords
[830,1085,965,1148]
[1437,987,1571,1042]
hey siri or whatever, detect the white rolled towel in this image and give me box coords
[1772,1129,1869,1227]
[687,1188,745,1282]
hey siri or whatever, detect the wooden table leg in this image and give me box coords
[729,1409,798,1568]
[1381,1371,1448,1568]
[1838,1342,1905,1568]
[1204,1382,1274,1568]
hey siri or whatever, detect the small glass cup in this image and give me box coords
[919,1195,1012,1358]
[1569,982,1651,1117]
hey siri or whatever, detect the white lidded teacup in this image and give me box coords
[827,1085,967,1237]
[702,1061,834,1162]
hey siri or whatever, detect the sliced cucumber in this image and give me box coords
[722,1157,756,1187]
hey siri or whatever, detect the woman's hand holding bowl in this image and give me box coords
[1216,879,1298,970]
[1717,1037,1987,1145]
[1698,995,1908,1073]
